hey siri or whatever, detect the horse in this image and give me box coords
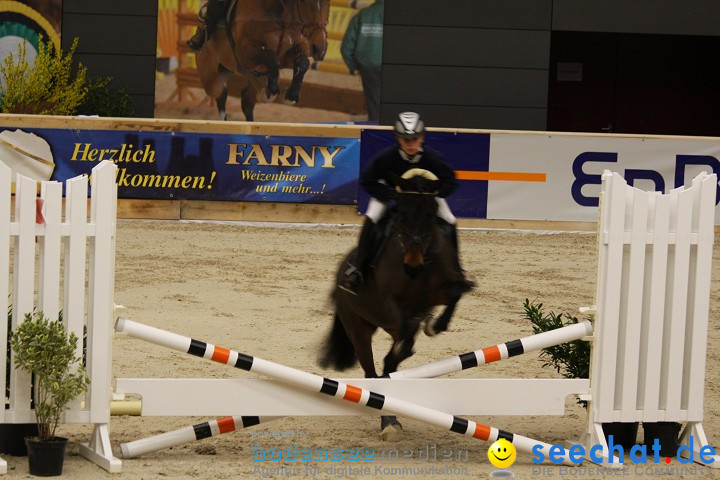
[195,0,330,121]
[319,170,475,440]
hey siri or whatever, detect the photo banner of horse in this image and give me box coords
[0,126,360,204]
[359,130,720,223]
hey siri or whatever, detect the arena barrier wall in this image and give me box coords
[0,161,121,473]
[0,114,719,231]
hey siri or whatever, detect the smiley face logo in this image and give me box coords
[488,438,517,469]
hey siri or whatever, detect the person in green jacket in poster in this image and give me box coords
[340,0,384,122]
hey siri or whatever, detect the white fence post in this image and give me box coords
[0,160,121,473]
[585,171,718,467]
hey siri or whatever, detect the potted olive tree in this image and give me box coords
[1,306,38,456]
[10,311,89,476]
[522,299,639,450]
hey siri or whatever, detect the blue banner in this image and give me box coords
[358,130,491,218]
[0,126,360,204]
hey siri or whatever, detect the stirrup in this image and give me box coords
[338,266,363,295]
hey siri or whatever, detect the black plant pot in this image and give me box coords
[643,422,681,457]
[25,436,67,476]
[602,422,639,451]
[0,423,38,456]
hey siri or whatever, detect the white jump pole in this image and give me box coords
[121,415,279,458]
[115,318,573,465]
[120,320,591,458]
[391,320,593,379]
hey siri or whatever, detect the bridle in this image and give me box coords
[294,0,328,42]
[392,192,437,259]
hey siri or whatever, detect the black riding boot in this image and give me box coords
[438,220,476,289]
[187,0,225,51]
[187,26,207,51]
[338,218,376,295]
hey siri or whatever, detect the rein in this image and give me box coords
[224,0,261,77]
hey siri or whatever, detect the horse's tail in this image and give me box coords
[318,313,357,370]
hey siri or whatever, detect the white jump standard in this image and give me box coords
[115,318,574,465]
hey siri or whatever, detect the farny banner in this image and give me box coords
[0,127,360,204]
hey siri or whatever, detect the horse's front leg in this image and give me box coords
[258,47,280,101]
[284,47,310,105]
[380,315,421,441]
[424,285,465,336]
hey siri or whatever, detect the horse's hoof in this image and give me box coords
[265,93,278,103]
[423,315,439,336]
[391,340,414,359]
[381,424,403,442]
[283,97,298,106]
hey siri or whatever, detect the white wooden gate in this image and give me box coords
[0,160,120,473]
[585,170,719,466]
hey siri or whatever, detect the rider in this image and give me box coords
[338,111,474,295]
[187,0,228,51]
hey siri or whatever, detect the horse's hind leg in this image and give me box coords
[216,87,228,121]
[240,83,257,121]
[334,308,378,378]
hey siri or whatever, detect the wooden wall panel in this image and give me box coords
[382,65,548,107]
[380,104,547,132]
[62,0,157,16]
[553,0,720,36]
[384,0,551,29]
[61,1,158,118]
[383,27,550,69]
[380,0,551,130]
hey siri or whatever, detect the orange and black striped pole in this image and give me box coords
[115,318,574,465]
[121,415,279,458]
[391,320,592,379]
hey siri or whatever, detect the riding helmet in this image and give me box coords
[394,112,425,138]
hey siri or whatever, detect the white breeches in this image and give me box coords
[365,197,456,224]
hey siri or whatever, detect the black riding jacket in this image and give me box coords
[359,145,457,202]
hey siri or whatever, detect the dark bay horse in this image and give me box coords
[195,0,329,121]
[320,171,474,439]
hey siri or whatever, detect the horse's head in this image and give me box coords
[297,0,330,60]
[391,170,441,277]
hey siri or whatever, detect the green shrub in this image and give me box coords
[10,311,89,440]
[522,298,590,380]
[79,76,135,117]
[0,37,89,115]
